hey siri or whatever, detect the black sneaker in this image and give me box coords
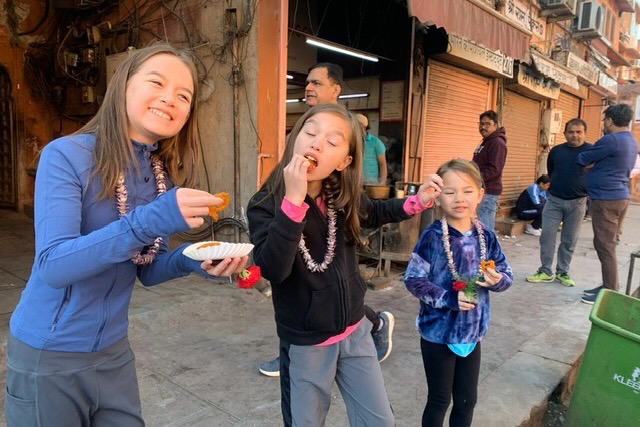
[372,311,395,362]
[583,285,604,296]
[258,356,280,377]
[581,292,598,305]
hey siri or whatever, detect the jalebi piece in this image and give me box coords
[208,192,230,221]
[481,260,496,272]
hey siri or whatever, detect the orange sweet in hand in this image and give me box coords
[481,260,496,272]
[208,192,230,221]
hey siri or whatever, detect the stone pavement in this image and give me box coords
[1,205,639,426]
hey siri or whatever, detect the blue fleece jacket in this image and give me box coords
[404,220,512,344]
[577,131,638,200]
[10,134,207,352]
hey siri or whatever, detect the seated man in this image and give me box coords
[516,175,551,236]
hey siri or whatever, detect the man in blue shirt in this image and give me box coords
[577,104,638,303]
[527,119,592,287]
[356,114,387,184]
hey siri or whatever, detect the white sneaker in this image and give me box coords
[525,224,541,236]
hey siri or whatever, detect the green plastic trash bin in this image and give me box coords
[565,290,640,427]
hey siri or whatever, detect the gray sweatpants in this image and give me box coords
[4,334,144,427]
[538,195,587,276]
[279,318,394,427]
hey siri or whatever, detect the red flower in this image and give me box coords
[237,266,261,289]
[453,280,467,291]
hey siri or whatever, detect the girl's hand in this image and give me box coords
[458,292,476,311]
[477,268,502,287]
[417,174,443,205]
[200,256,248,277]
[176,188,223,228]
[284,154,310,206]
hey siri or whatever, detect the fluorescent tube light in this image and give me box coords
[339,93,369,99]
[306,38,379,63]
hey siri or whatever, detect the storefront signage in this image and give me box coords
[513,63,560,99]
[598,72,618,96]
[564,52,600,85]
[505,0,545,38]
[380,81,405,122]
[448,33,514,78]
[531,52,579,90]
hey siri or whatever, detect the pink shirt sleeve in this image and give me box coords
[281,197,309,223]
[403,194,434,215]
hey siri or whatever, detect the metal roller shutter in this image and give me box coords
[422,61,492,179]
[583,89,604,144]
[501,90,541,205]
[555,91,581,125]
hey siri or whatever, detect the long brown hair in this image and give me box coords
[77,42,201,199]
[261,104,364,241]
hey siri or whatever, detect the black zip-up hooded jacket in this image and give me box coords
[247,190,411,345]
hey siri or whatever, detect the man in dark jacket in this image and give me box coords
[472,110,508,231]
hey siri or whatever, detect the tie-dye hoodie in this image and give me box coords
[404,220,513,344]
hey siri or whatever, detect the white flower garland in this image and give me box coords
[116,154,167,265]
[298,190,337,273]
[441,217,487,282]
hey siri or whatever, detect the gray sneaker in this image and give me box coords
[372,311,395,362]
[258,356,280,377]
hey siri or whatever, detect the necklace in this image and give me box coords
[298,187,337,273]
[115,154,167,265]
[441,217,487,282]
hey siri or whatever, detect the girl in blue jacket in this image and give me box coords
[5,43,247,426]
[404,159,513,427]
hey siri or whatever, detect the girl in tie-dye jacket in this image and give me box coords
[404,159,513,427]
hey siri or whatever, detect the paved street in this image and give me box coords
[1,205,639,426]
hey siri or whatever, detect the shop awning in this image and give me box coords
[530,51,580,90]
[409,0,530,60]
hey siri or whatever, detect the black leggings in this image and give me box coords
[420,339,481,427]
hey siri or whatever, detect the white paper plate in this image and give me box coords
[183,241,254,261]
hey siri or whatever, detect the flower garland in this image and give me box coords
[441,217,487,294]
[116,154,167,265]
[298,186,337,273]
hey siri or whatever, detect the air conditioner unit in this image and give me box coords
[541,0,578,21]
[630,59,640,68]
[572,1,605,39]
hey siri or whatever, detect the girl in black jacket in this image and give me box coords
[247,103,440,426]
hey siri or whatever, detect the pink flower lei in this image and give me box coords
[116,154,167,265]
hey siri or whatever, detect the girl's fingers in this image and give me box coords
[234,256,249,273]
[222,257,245,276]
[182,206,211,218]
[431,175,444,187]
[459,302,475,311]
[178,189,221,206]
[201,256,251,278]
[205,257,232,275]
[186,217,205,229]
[187,195,221,208]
